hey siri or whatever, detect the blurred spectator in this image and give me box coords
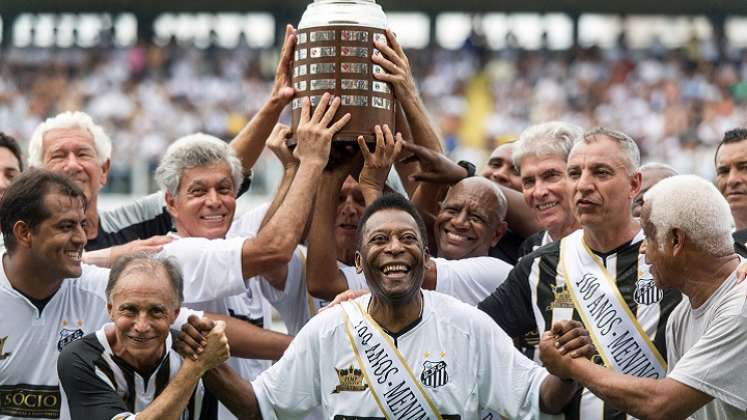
[1,38,744,193]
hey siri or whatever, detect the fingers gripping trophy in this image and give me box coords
[291,0,397,167]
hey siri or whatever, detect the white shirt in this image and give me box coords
[252,290,551,420]
[666,272,747,420]
[0,263,199,420]
[340,256,512,306]
[432,256,512,306]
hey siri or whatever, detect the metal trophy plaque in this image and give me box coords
[291,0,395,157]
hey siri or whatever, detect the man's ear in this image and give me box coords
[629,171,642,199]
[354,251,363,274]
[491,221,508,247]
[12,221,32,249]
[164,192,177,218]
[99,159,111,188]
[670,228,686,256]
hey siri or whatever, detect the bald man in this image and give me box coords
[434,177,508,260]
[632,162,678,218]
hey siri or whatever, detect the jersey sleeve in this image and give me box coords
[159,236,247,304]
[477,256,536,338]
[57,339,132,420]
[433,256,512,306]
[668,297,747,411]
[251,311,326,419]
[99,192,171,239]
[474,310,551,419]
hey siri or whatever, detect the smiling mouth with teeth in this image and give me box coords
[65,250,82,262]
[537,202,558,211]
[381,264,410,274]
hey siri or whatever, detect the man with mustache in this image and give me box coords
[479,127,682,420]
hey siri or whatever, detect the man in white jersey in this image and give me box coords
[58,254,236,420]
[150,93,352,418]
[178,193,591,419]
[0,170,289,420]
[540,175,747,420]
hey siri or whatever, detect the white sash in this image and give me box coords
[559,230,667,379]
[342,300,443,420]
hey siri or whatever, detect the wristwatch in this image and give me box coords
[457,160,476,178]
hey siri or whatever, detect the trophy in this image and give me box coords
[291,0,395,165]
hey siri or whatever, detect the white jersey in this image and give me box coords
[0,263,200,420]
[252,290,550,420]
[340,256,511,306]
[666,273,747,420]
[179,205,277,420]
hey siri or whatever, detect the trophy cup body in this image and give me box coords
[291,0,395,163]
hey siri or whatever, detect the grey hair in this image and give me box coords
[644,175,734,257]
[155,133,243,197]
[106,253,185,306]
[28,111,112,167]
[581,127,641,174]
[513,121,584,172]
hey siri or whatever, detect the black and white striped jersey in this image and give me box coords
[57,326,217,420]
[479,231,682,420]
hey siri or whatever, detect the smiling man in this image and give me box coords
[511,121,582,256]
[540,175,747,420]
[434,177,508,260]
[479,127,682,420]
[184,193,585,419]
[58,254,242,420]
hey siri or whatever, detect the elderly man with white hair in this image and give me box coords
[27,24,298,257]
[540,175,747,420]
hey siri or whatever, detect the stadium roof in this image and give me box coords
[0,0,744,16]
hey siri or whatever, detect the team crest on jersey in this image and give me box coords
[634,276,663,305]
[546,284,575,311]
[420,360,448,388]
[0,336,10,360]
[331,365,368,393]
[57,328,84,351]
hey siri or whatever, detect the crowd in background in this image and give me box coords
[2,32,747,193]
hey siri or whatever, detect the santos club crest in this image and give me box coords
[420,360,448,388]
[57,328,83,351]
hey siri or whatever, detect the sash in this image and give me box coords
[342,301,443,420]
[559,230,667,379]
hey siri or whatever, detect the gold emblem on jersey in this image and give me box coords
[331,365,368,393]
[0,336,10,360]
[547,284,575,311]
